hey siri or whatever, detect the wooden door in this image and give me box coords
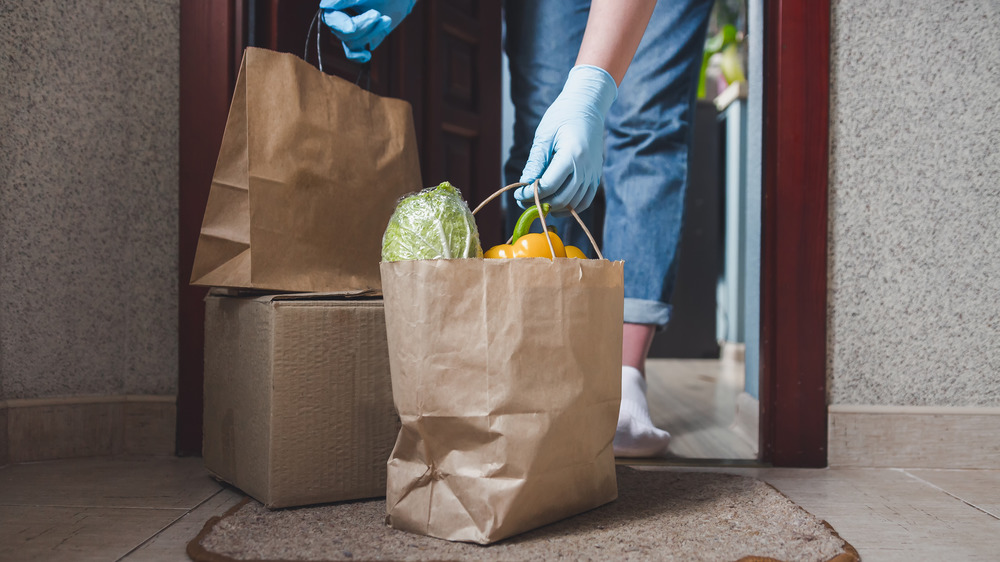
[180,0,830,466]
[177,0,502,455]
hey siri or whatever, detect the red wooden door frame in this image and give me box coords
[178,0,833,466]
[177,0,245,455]
[759,0,831,467]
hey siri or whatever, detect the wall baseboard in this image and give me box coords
[0,395,176,465]
[0,403,8,467]
[721,342,746,364]
[828,405,1000,469]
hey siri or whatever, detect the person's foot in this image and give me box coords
[613,366,672,458]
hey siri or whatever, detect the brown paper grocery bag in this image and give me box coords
[191,47,422,293]
[380,257,624,544]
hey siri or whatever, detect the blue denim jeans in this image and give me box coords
[503,0,713,327]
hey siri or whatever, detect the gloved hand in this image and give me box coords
[320,0,416,63]
[515,64,617,216]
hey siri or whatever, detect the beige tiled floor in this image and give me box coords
[2,457,999,561]
[679,466,1000,561]
[0,457,243,562]
[2,361,997,561]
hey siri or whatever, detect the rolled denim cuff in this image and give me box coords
[623,297,672,328]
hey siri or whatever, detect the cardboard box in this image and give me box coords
[203,291,399,508]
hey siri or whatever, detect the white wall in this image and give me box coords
[0,1,180,399]
[827,0,1000,407]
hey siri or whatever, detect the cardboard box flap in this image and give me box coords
[264,290,381,302]
[207,287,381,302]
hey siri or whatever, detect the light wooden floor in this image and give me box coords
[646,357,757,460]
[2,456,998,561]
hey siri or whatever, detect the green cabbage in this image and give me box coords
[381,181,483,261]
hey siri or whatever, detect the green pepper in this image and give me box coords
[511,203,550,242]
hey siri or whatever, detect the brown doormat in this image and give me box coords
[188,466,859,562]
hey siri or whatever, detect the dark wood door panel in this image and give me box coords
[253,0,393,93]
[423,0,503,247]
[442,132,474,196]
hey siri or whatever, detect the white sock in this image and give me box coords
[613,366,672,458]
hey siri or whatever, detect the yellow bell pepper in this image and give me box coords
[484,244,515,259]
[513,231,566,258]
[484,203,589,259]
[513,204,564,259]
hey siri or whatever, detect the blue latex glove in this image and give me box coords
[515,64,618,216]
[320,0,416,63]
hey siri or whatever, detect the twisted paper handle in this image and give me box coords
[472,181,605,260]
[305,8,372,88]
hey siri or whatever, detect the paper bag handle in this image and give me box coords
[306,10,326,72]
[306,9,373,89]
[472,182,605,261]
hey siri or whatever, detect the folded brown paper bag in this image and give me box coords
[191,47,422,293]
[380,258,624,544]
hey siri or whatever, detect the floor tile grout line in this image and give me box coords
[0,502,196,510]
[115,487,226,561]
[898,468,1000,521]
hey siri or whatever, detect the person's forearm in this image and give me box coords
[575,0,656,86]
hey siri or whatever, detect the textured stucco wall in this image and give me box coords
[0,1,179,399]
[828,1,1000,406]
